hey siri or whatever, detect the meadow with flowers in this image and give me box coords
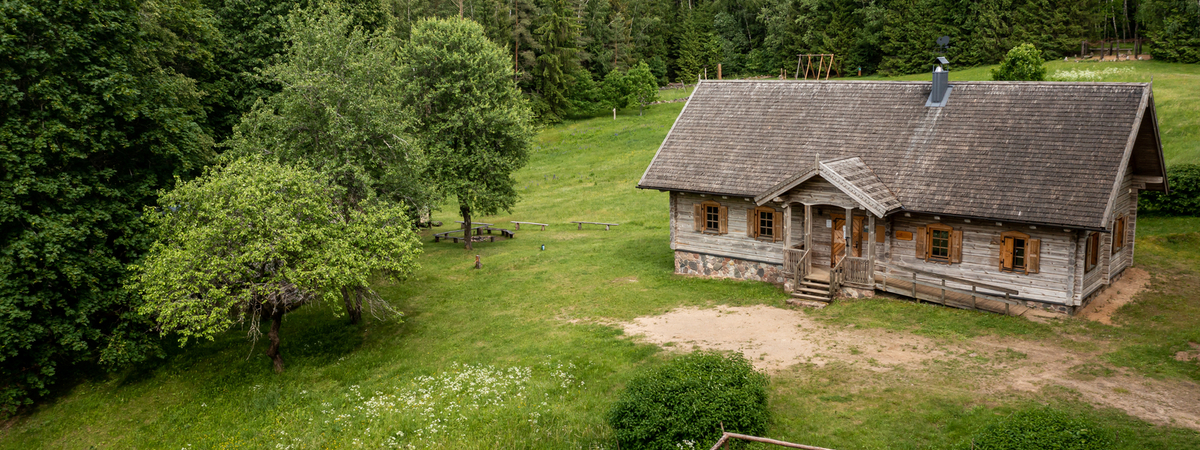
[3,61,1200,449]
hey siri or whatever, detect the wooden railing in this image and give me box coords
[876,263,1023,314]
[829,257,846,297]
[843,257,872,286]
[786,248,810,287]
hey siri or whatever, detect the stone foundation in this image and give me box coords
[675,251,787,285]
[1020,300,1073,315]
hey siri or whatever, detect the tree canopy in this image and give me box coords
[0,0,214,412]
[399,17,534,250]
[991,43,1047,81]
[130,158,421,372]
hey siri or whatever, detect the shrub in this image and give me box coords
[1139,164,1200,216]
[971,407,1114,450]
[991,43,1046,81]
[607,351,769,450]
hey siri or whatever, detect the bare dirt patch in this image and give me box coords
[1176,342,1200,362]
[620,304,1200,430]
[1077,267,1151,325]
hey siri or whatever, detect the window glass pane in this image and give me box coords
[1013,239,1025,269]
[706,206,719,230]
[931,229,950,259]
[759,211,773,237]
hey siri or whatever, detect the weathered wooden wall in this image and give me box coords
[886,213,1076,304]
[673,192,787,264]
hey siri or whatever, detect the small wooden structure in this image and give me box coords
[638,78,1168,315]
[572,221,619,230]
[796,54,837,80]
[511,221,548,231]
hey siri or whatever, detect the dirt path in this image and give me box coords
[1076,267,1151,325]
[621,305,1200,430]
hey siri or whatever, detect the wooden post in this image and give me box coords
[784,203,792,249]
[843,207,852,263]
[940,279,946,304]
[971,286,977,310]
[912,272,917,298]
[717,64,722,80]
[804,204,812,252]
[1005,293,1011,315]
[867,214,876,288]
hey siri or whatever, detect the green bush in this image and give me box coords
[1140,164,1200,216]
[971,407,1114,450]
[607,351,769,450]
[991,43,1046,81]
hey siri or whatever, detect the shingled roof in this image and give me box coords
[638,80,1167,230]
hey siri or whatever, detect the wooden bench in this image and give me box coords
[483,227,516,239]
[571,221,619,231]
[511,221,548,231]
[455,221,493,228]
[434,226,515,242]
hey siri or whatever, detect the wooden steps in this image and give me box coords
[787,275,832,308]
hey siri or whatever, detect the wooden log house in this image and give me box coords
[637,78,1168,314]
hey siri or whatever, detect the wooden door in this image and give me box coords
[830,214,864,267]
[831,217,845,267]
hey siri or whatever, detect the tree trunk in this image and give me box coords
[461,204,473,250]
[267,307,285,373]
[343,287,361,324]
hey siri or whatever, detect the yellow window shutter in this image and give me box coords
[718,205,728,234]
[773,209,783,242]
[915,226,926,260]
[1001,237,1013,271]
[747,208,756,238]
[950,229,963,263]
[1027,239,1041,274]
[694,203,703,232]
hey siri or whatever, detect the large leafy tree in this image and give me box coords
[399,17,534,250]
[226,2,427,322]
[0,0,214,412]
[991,43,1047,81]
[131,158,420,373]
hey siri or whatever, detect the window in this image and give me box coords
[1000,231,1039,274]
[705,205,721,231]
[693,201,727,234]
[1085,232,1100,272]
[918,223,959,263]
[1112,215,1126,254]
[747,206,781,241]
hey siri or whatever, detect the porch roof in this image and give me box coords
[755,156,901,217]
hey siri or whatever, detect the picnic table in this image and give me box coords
[571,221,619,231]
[510,221,548,231]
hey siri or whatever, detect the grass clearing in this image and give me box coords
[3,66,1200,449]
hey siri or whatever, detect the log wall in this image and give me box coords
[886,213,1076,305]
[673,192,788,264]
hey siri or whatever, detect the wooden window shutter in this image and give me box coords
[1027,239,1041,274]
[693,203,703,232]
[876,226,885,243]
[747,208,756,237]
[1001,237,1013,271]
[915,226,926,260]
[772,209,783,242]
[950,229,963,263]
[718,206,728,234]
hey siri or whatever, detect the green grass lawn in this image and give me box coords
[3,65,1200,449]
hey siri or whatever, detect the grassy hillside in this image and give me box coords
[3,63,1200,449]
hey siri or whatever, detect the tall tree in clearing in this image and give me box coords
[399,17,534,250]
[130,159,421,373]
[225,3,428,322]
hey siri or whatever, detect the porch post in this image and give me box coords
[867,213,876,288]
[804,204,812,251]
[783,203,792,249]
[843,206,852,261]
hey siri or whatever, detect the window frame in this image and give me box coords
[926,223,953,262]
[1112,215,1126,254]
[1000,231,1031,273]
[701,201,721,233]
[751,206,778,241]
[1085,231,1100,272]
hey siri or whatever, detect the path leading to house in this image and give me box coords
[621,304,1200,431]
[1076,267,1152,325]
